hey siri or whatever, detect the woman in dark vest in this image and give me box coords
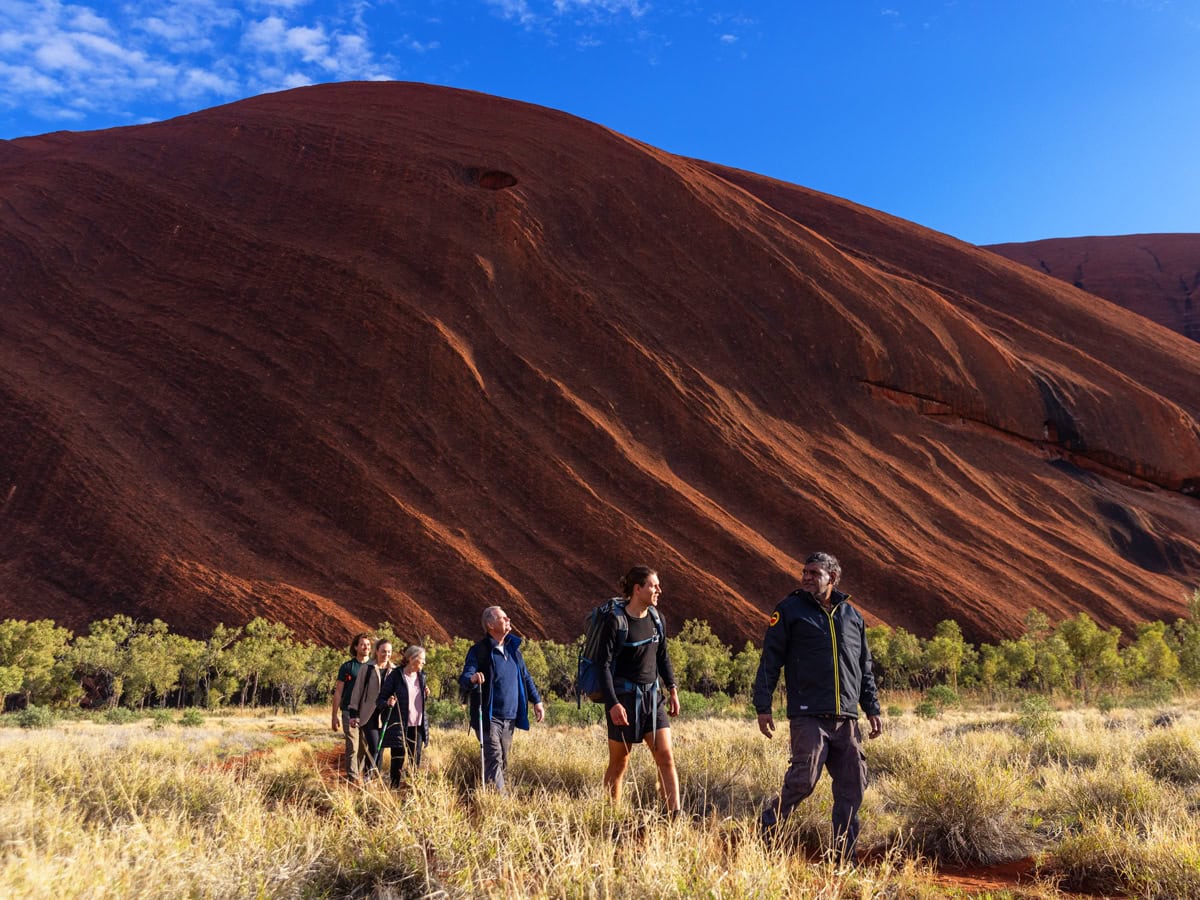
[376,645,429,787]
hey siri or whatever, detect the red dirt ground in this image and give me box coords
[1,82,1198,648]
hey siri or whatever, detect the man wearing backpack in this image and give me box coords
[597,566,681,814]
[331,632,374,784]
[459,605,545,793]
[752,552,883,863]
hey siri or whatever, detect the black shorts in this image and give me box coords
[607,687,669,744]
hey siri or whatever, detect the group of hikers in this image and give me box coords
[329,553,883,862]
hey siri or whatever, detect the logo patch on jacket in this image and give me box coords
[769,611,780,627]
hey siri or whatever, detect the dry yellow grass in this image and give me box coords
[0,705,1197,897]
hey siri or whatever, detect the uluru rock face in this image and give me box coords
[987,234,1200,343]
[2,82,1198,647]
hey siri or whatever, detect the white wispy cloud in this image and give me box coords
[0,0,396,132]
[2,0,663,134]
[486,0,538,26]
[487,0,648,28]
[552,0,647,15]
[402,35,441,53]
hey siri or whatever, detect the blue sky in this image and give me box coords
[2,1,1198,244]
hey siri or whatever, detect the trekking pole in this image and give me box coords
[375,701,396,772]
[475,682,485,787]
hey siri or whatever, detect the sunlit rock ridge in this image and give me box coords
[2,82,1198,646]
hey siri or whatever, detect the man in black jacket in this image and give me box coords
[752,552,883,862]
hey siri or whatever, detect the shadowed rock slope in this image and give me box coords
[2,82,1198,646]
[988,234,1200,343]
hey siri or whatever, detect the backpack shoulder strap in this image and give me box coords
[608,599,630,647]
[610,598,629,625]
[648,605,663,635]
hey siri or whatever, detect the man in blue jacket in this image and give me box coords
[752,552,883,862]
[460,605,545,792]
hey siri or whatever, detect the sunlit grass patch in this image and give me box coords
[1135,725,1200,786]
[1038,762,1182,835]
[1045,814,1200,897]
[2,705,1200,897]
[875,733,1037,865]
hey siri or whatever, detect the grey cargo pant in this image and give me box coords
[482,717,516,792]
[761,715,869,860]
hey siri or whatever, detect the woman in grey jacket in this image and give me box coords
[347,638,396,779]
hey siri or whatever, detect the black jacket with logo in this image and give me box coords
[752,588,881,719]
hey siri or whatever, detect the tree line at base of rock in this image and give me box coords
[2,590,1198,712]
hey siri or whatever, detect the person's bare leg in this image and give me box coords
[604,739,632,802]
[646,729,680,811]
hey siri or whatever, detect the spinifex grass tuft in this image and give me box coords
[1046,813,1200,897]
[875,731,1037,865]
[1135,725,1200,786]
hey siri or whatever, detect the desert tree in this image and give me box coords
[122,620,180,708]
[535,637,578,699]
[232,617,293,706]
[169,633,206,707]
[668,619,732,695]
[1169,588,1200,686]
[1121,620,1180,687]
[307,645,344,705]
[263,639,321,713]
[422,636,473,699]
[0,618,73,706]
[69,615,134,708]
[866,624,924,690]
[0,665,21,700]
[729,640,761,698]
[924,619,972,693]
[199,623,243,707]
[1056,612,1123,701]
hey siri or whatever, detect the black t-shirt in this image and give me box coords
[616,613,661,685]
[599,606,676,707]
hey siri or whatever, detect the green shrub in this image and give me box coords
[675,689,741,718]
[543,699,605,728]
[426,698,467,729]
[913,699,940,720]
[103,707,140,724]
[179,709,204,727]
[1130,680,1176,706]
[1016,696,1057,738]
[925,685,959,709]
[149,709,174,729]
[16,705,55,729]
[886,704,904,718]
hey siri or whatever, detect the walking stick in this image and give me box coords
[475,682,486,787]
[375,701,396,772]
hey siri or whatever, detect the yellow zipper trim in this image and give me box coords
[824,604,841,716]
[823,594,850,716]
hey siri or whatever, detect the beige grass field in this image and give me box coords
[2,703,1199,898]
